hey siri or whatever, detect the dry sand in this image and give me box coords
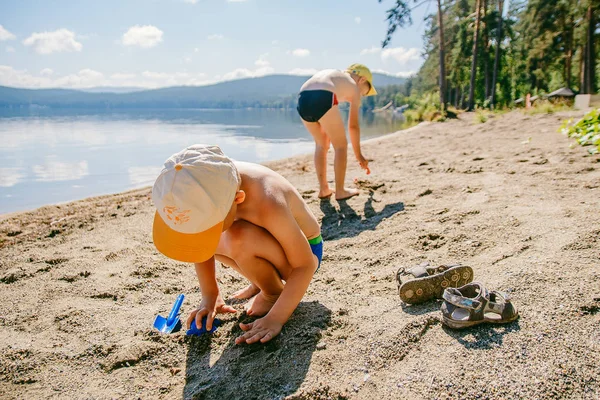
[1,111,599,400]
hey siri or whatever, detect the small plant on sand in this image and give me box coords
[560,108,600,155]
[475,109,491,123]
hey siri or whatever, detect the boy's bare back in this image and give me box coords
[299,69,362,103]
[233,161,320,242]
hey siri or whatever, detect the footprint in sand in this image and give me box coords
[58,271,91,283]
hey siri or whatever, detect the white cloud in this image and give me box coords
[372,69,416,78]
[111,72,136,80]
[222,66,274,81]
[183,0,198,3]
[0,167,25,188]
[0,65,253,89]
[271,40,279,45]
[255,53,269,67]
[23,29,82,54]
[0,25,16,41]
[54,68,105,88]
[360,46,381,55]
[6,46,15,53]
[122,25,163,48]
[291,48,310,57]
[381,47,421,65]
[0,65,106,88]
[40,68,53,76]
[288,68,317,76]
[142,71,173,79]
[32,157,89,182]
[355,17,361,24]
[207,34,224,40]
[227,0,248,2]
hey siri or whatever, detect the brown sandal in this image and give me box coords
[441,282,519,329]
[396,262,473,304]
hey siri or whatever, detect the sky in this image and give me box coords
[0,0,431,89]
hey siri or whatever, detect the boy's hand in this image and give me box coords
[235,316,283,344]
[357,154,371,175]
[187,294,237,331]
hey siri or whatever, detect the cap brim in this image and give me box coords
[153,211,223,263]
[366,84,377,96]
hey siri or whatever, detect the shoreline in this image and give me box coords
[1,110,599,399]
[0,120,422,220]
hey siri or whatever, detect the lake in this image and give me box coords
[0,108,407,214]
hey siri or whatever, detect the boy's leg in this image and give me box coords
[215,254,260,300]
[301,119,333,198]
[318,105,359,200]
[216,220,293,316]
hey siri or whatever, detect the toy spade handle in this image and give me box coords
[167,294,185,324]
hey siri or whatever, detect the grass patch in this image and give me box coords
[475,109,492,123]
[525,100,572,115]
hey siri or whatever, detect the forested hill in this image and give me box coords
[0,73,405,109]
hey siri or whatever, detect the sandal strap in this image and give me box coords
[442,288,482,310]
[407,265,429,278]
[486,291,510,313]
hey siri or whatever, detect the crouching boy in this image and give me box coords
[152,144,323,344]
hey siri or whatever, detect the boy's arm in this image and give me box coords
[348,90,370,174]
[187,257,236,331]
[235,198,316,344]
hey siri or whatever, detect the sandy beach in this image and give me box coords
[1,110,599,399]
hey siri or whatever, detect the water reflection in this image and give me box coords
[32,157,89,182]
[0,108,407,213]
[128,166,163,187]
[0,167,26,188]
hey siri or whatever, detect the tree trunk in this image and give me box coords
[582,3,596,94]
[437,0,447,113]
[483,0,490,100]
[580,43,586,91]
[491,0,504,109]
[565,14,573,88]
[468,0,482,110]
[455,87,460,108]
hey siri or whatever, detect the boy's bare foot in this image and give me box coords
[231,283,260,300]
[244,292,279,317]
[336,188,359,201]
[318,188,333,199]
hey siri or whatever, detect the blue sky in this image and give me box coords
[0,0,430,89]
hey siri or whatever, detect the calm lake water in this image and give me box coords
[0,108,407,214]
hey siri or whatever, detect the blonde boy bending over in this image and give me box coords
[297,64,377,200]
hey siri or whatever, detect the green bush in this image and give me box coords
[560,108,600,155]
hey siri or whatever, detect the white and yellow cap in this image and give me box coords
[152,144,240,263]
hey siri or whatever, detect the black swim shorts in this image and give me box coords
[296,90,338,123]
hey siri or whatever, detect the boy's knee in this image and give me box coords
[332,142,348,151]
[222,221,252,258]
[315,142,329,152]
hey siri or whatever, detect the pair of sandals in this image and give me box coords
[396,262,518,328]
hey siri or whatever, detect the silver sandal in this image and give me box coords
[441,282,519,329]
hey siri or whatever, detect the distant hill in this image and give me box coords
[79,86,147,94]
[0,73,406,109]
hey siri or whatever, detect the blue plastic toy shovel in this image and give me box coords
[186,317,221,336]
[153,294,184,334]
